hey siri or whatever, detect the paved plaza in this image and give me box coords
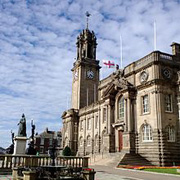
[91,165,180,180]
[1,167,180,180]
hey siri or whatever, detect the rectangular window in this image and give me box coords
[40,138,44,145]
[95,116,98,129]
[142,95,149,114]
[103,108,107,122]
[40,148,44,153]
[87,118,91,130]
[167,126,175,142]
[165,94,172,112]
[80,120,83,130]
[119,97,124,119]
[49,139,52,146]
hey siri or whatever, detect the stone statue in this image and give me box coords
[6,130,14,154]
[30,120,35,146]
[11,130,14,144]
[25,120,36,155]
[17,114,27,137]
[31,120,35,139]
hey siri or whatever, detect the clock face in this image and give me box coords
[163,68,171,79]
[87,70,94,79]
[140,71,148,83]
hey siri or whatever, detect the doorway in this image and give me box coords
[118,130,123,152]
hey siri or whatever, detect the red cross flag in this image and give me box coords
[103,60,115,68]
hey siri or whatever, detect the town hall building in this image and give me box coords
[62,27,180,166]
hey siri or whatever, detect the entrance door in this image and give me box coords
[118,130,123,152]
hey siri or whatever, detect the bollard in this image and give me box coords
[23,171,37,180]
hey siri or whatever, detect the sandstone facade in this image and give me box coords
[62,29,180,166]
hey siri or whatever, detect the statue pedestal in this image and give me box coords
[13,136,27,155]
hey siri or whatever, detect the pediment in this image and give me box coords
[103,77,134,98]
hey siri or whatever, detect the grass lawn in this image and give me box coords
[143,168,180,175]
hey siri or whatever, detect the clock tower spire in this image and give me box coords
[71,22,100,109]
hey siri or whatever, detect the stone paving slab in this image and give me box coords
[95,171,143,180]
[91,165,180,180]
[0,173,142,180]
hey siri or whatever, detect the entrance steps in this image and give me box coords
[88,152,126,167]
[88,152,153,167]
[119,153,153,166]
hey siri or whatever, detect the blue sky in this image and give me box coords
[0,0,180,148]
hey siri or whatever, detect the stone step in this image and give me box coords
[119,153,153,166]
[88,152,126,167]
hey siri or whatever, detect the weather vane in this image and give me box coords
[85,11,91,29]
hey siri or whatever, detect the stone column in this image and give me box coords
[98,106,101,153]
[92,115,94,154]
[127,98,132,132]
[125,99,128,132]
[107,105,111,134]
[177,94,180,133]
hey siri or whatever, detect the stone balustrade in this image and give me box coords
[124,51,173,75]
[0,154,89,172]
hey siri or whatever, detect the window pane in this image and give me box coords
[95,116,98,129]
[87,118,91,130]
[142,124,152,141]
[143,95,149,113]
[165,94,172,112]
[87,136,91,146]
[167,126,175,141]
[103,108,107,122]
[80,120,83,130]
[119,97,124,118]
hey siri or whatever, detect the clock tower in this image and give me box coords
[71,28,100,109]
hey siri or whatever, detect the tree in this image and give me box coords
[62,146,71,156]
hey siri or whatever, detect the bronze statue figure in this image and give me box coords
[11,130,14,144]
[17,114,27,137]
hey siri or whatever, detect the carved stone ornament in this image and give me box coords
[113,77,133,89]
[87,70,94,79]
[162,68,172,79]
[74,70,78,80]
[140,71,149,83]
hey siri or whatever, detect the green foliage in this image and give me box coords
[144,168,180,175]
[62,146,71,156]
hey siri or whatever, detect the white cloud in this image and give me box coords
[0,0,180,148]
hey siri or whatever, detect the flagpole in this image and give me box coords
[154,20,157,51]
[66,95,69,109]
[94,84,96,102]
[101,65,103,80]
[120,34,123,69]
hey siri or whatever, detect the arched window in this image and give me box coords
[142,124,153,142]
[118,96,124,119]
[87,135,91,146]
[79,136,83,146]
[166,126,175,142]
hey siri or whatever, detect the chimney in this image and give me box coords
[171,42,180,56]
